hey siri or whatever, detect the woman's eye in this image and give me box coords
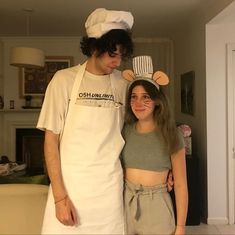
[131,95,136,100]
[143,95,151,100]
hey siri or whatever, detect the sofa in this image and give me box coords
[0,173,49,185]
[0,184,48,234]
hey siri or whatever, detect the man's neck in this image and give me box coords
[86,57,103,75]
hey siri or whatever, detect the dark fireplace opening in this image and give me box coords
[16,128,45,175]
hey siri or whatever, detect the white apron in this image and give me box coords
[41,62,125,234]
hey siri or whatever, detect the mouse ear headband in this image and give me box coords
[122,55,169,90]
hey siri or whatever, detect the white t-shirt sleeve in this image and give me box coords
[37,68,75,134]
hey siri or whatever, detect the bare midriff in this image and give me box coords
[125,168,169,186]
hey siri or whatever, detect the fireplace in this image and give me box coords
[16,128,45,174]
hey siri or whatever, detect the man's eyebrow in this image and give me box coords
[112,52,118,55]
[109,51,122,56]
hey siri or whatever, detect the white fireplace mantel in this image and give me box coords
[0,109,41,113]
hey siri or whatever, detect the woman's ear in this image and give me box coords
[122,70,135,82]
[153,71,169,85]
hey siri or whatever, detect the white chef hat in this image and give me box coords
[85,8,134,38]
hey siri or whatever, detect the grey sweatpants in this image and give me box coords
[124,180,175,235]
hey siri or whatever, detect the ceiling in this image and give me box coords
[0,0,230,38]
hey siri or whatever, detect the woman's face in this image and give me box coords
[130,85,156,122]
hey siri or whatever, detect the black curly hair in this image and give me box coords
[80,29,134,59]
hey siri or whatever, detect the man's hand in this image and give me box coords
[167,170,174,192]
[55,196,79,226]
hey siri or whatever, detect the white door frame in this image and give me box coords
[226,43,235,224]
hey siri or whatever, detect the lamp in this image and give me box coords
[10,47,44,68]
[9,8,45,68]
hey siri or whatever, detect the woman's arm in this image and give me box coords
[171,148,188,235]
[44,130,78,226]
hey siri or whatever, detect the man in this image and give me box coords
[37,8,134,234]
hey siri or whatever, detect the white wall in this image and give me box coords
[206,4,235,223]
[172,0,235,223]
[0,37,174,109]
[0,37,86,109]
[0,40,3,96]
[0,36,174,161]
[172,11,208,223]
[0,37,86,160]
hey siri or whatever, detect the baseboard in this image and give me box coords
[207,217,228,224]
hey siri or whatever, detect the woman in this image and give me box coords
[121,56,188,235]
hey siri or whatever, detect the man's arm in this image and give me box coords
[167,170,174,192]
[44,130,78,226]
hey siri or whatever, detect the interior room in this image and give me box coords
[0,0,235,234]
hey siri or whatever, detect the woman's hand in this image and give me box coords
[174,225,185,235]
[55,196,79,226]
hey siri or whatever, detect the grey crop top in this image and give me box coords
[121,124,185,172]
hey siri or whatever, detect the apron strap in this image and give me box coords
[59,61,87,141]
[110,73,122,105]
[70,62,87,104]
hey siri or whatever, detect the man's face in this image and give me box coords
[93,46,123,75]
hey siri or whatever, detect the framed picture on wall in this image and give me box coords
[181,70,195,115]
[20,56,73,97]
